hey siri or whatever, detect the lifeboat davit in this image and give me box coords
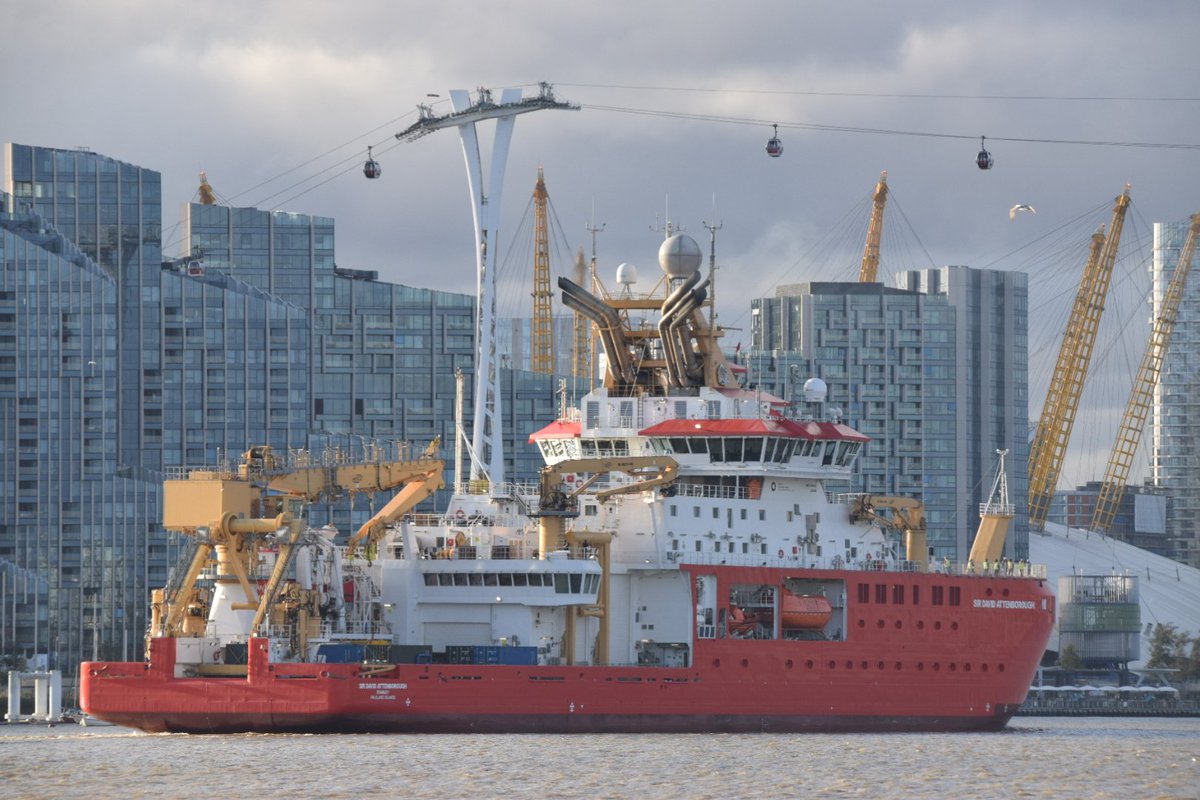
[780,593,833,630]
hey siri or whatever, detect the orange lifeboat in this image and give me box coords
[780,593,833,630]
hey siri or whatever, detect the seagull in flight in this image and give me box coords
[1009,204,1036,220]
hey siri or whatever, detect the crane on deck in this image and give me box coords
[1091,213,1200,533]
[858,171,889,283]
[1027,185,1132,530]
[531,167,555,374]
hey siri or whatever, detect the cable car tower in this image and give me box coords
[396,83,578,488]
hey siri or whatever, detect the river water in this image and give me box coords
[1,716,1197,799]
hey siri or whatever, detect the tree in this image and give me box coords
[1146,623,1192,671]
[1058,643,1082,671]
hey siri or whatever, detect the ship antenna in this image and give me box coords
[703,210,722,371]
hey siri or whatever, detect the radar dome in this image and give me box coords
[802,377,828,403]
[615,262,638,286]
[658,234,703,279]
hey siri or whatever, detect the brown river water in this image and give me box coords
[1,716,1197,799]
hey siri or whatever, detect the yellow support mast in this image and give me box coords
[1091,212,1200,533]
[1027,185,1131,530]
[857,171,889,283]
[531,167,554,374]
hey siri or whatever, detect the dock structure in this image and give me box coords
[5,669,63,723]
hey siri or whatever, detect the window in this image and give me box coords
[949,586,961,606]
[932,585,944,606]
[875,584,887,604]
[857,583,870,603]
[892,584,904,605]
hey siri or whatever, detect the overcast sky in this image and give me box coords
[5,0,1199,487]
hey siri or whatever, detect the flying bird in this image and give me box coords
[1009,204,1036,220]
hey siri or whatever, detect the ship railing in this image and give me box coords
[675,551,1048,579]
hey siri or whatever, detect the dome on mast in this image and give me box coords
[615,262,638,286]
[658,234,702,279]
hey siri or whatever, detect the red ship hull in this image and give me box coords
[82,568,1055,734]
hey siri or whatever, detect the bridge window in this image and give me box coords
[857,583,870,603]
[949,586,961,606]
[892,584,905,604]
[875,584,887,604]
[912,585,920,605]
[932,585,944,605]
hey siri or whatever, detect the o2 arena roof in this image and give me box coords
[1029,521,1200,668]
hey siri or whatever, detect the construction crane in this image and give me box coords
[197,172,217,205]
[1027,185,1132,530]
[857,171,889,283]
[531,167,555,374]
[1091,213,1200,533]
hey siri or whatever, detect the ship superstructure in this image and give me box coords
[82,233,1054,734]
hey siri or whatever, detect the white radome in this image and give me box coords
[658,233,703,278]
[615,262,638,286]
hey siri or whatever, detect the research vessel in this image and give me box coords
[81,233,1054,733]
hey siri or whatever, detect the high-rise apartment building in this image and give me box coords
[1152,219,1200,567]
[898,267,1030,562]
[749,268,1029,561]
[2,144,575,675]
[748,281,959,557]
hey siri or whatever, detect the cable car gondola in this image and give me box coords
[766,124,783,158]
[976,136,993,170]
[363,146,382,179]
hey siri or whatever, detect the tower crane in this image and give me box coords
[531,167,555,374]
[1027,185,1132,530]
[858,171,889,283]
[1091,213,1200,533]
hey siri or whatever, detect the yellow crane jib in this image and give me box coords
[849,494,928,570]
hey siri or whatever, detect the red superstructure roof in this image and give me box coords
[528,419,582,443]
[638,418,869,442]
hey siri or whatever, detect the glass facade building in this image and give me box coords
[1152,220,1200,568]
[748,269,1029,561]
[2,144,580,675]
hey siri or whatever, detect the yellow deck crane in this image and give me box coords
[531,167,555,374]
[857,171,889,283]
[150,443,443,656]
[1027,185,1131,530]
[1091,213,1200,533]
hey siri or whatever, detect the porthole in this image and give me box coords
[951,621,959,631]
[917,620,925,630]
[786,659,794,669]
[858,619,866,628]
[949,663,957,672]
[846,660,854,669]
[877,619,885,628]
[981,664,989,673]
[713,658,721,668]
[917,662,924,671]
[877,661,885,670]
[895,661,902,671]
[894,620,902,629]
[964,663,972,673]
[985,587,993,597]
[805,660,814,670]
[1002,588,1010,597]
[934,621,942,631]
[741,658,749,668]
[828,660,836,669]
[861,661,868,670]
[933,663,941,672]
[998,664,1005,673]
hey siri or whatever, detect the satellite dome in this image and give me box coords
[615,262,638,286]
[658,234,703,279]
[802,377,828,403]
